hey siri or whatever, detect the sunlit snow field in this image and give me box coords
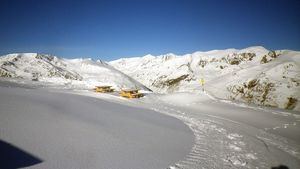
[72,88,300,169]
[0,77,300,168]
[0,46,300,169]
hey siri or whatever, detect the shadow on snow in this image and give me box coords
[0,140,42,169]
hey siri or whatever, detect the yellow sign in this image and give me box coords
[199,78,205,86]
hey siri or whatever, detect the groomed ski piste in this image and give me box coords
[0,82,193,169]
[0,47,300,169]
[71,88,300,169]
[1,80,298,169]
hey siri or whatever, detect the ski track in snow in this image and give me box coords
[149,104,256,169]
[1,47,300,169]
[138,95,300,169]
[68,89,300,169]
[1,80,300,169]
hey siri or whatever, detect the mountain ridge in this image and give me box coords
[109,46,300,111]
[0,53,149,91]
[1,46,299,111]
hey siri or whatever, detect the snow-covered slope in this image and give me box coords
[110,46,300,111]
[0,53,149,90]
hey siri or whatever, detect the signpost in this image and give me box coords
[199,78,205,91]
[199,78,205,86]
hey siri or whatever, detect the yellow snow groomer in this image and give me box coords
[120,89,144,98]
[94,86,114,93]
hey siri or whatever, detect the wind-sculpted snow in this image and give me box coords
[0,53,149,91]
[109,46,300,111]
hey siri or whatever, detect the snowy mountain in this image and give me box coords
[0,53,149,90]
[110,46,300,111]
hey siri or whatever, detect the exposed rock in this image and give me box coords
[47,68,82,80]
[246,79,259,89]
[2,61,17,67]
[153,74,191,89]
[228,53,256,65]
[260,51,280,64]
[268,51,278,58]
[228,79,276,107]
[0,68,14,78]
[198,60,208,68]
[285,97,297,110]
[261,55,269,64]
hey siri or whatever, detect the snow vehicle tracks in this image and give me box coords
[145,97,300,169]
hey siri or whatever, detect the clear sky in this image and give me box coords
[0,0,299,60]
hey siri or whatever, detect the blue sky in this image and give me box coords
[0,0,299,61]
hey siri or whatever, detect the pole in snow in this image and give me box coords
[199,78,205,92]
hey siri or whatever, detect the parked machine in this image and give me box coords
[120,89,144,98]
[94,86,114,93]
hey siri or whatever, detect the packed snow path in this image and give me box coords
[142,93,300,169]
[0,85,193,169]
[74,91,300,169]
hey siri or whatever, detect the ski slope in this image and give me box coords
[0,83,193,169]
[0,80,299,169]
[0,47,299,168]
[72,90,300,169]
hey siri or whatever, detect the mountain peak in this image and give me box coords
[0,53,149,90]
[142,54,156,59]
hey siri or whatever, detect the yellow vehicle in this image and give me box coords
[120,89,144,98]
[94,86,114,93]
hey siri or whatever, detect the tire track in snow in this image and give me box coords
[150,105,251,169]
[72,90,300,169]
[144,95,300,169]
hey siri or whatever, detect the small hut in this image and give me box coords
[94,86,114,93]
[120,89,144,98]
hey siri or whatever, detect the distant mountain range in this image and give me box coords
[0,53,148,91]
[1,46,299,111]
[110,46,300,111]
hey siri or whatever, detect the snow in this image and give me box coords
[109,46,300,111]
[0,53,149,91]
[140,92,300,169]
[1,78,300,168]
[1,46,300,168]
[67,88,300,169]
[0,84,193,169]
